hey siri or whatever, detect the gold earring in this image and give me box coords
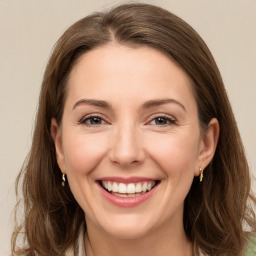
[62,173,66,187]
[199,167,204,182]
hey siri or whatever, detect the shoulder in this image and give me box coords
[244,235,256,256]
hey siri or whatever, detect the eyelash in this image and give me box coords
[79,114,107,126]
[79,114,176,127]
[147,114,176,126]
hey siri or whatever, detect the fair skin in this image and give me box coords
[51,44,219,256]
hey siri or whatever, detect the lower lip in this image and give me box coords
[98,183,158,208]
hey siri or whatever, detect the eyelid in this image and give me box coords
[145,113,177,125]
[79,113,111,125]
[78,112,176,126]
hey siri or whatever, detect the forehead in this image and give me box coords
[65,44,197,110]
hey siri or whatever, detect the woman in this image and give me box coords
[12,3,256,256]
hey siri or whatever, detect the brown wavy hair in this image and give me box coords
[12,3,256,256]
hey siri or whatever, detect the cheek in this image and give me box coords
[62,130,109,175]
[145,131,200,178]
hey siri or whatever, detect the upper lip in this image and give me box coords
[98,176,158,183]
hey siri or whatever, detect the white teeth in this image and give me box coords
[112,182,118,192]
[147,181,155,191]
[135,183,142,193]
[101,180,156,195]
[102,181,107,188]
[142,183,147,192]
[119,183,127,193]
[127,183,136,193]
[107,181,112,191]
[112,192,145,197]
[113,193,128,197]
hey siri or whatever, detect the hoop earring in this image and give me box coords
[199,167,204,182]
[62,173,66,187]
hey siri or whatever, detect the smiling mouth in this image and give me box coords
[99,180,159,198]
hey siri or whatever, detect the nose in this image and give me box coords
[109,123,145,168]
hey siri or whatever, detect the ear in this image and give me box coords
[195,118,220,176]
[51,118,66,173]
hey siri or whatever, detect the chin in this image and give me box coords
[96,213,156,240]
[104,225,152,240]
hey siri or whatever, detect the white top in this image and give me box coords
[66,225,85,256]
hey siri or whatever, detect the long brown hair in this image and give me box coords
[12,3,256,256]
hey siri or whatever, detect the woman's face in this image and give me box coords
[52,44,215,239]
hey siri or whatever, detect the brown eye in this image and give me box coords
[82,116,105,126]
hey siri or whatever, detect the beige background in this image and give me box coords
[0,0,255,255]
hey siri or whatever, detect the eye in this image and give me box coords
[80,115,106,126]
[149,116,176,126]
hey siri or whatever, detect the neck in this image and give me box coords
[84,218,193,256]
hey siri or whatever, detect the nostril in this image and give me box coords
[108,134,145,166]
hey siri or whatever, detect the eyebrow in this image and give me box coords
[72,99,112,110]
[142,98,186,112]
[72,98,186,112]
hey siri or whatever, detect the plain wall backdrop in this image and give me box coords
[0,0,255,255]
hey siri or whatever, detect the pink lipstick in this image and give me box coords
[97,177,159,208]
